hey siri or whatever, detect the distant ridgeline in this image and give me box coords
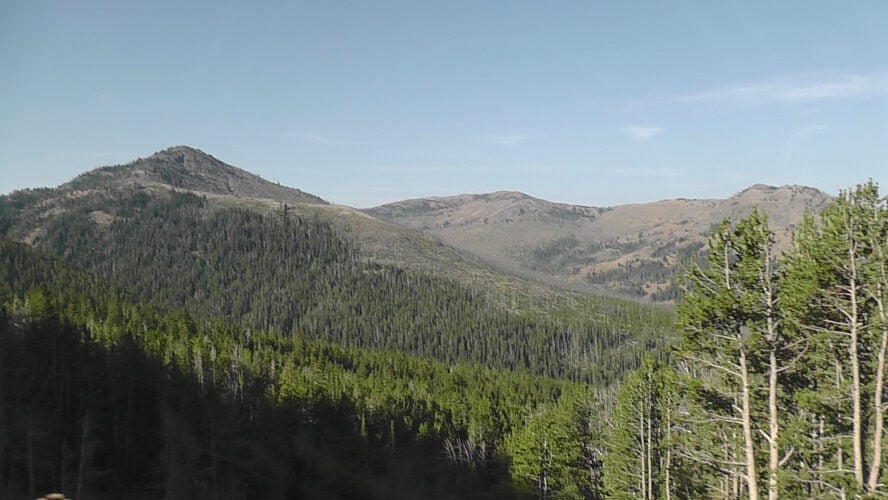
[0,147,680,498]
[2,187,673,384]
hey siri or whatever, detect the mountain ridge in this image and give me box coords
[1,146,672,327]
[63,145,328,205]
[368,182,832,299]
[2,146,834,300]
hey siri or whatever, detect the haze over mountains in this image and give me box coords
[1,145,676,381]
[0,145,875,498]
[4,146,832,300]
[368,183,831,298]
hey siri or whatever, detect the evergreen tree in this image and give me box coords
[604,356,664,499]
[675,211,790,499]
[503,395,589,499]
[781,181,887,497]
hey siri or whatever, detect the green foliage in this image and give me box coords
[0,240,603,498]
[502,394,591,499]
[11,188,672,385]
[603,357,682,500]
[597,182,888,499]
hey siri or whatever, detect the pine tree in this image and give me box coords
[604,356,670,499]
[503,398,586,499]
[675,212,790,499]
[781,181,887,496]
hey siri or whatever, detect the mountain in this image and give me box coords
[0,145,856,498]
[0,147,675,385]
[65,145,328,205]
[1,146,648,320]
[1,147,655,498]
[367,184,832,299]
[2,145,329,243]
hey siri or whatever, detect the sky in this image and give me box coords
[1,1,887,208]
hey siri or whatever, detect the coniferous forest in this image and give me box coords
[604,181,888,499]
[1,174,886,499]
[4,187,673,385]
[0,240,601,498]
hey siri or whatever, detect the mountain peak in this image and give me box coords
[156,145,205,155]
[487,190,531,198]
[66,146,328,205]
[729,183,831,204]
[146,145,223,167]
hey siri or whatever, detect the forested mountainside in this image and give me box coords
[6,182,884,499]
[0,241,602,498]
[0,149,675,385]
[1,186,672,384]
[5,147,876,499]
[368,184,831,300]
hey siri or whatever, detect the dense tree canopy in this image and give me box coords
[605,181,888,499]
[5,188,673,385]
[0,241,604,498]
[5,174,884,499]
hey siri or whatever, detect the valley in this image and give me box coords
[1,146,883,499]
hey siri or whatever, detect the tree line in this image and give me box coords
[603,181,888,499]
[0,240,607,498]
[4,186,673,385]
[7,177,882,498]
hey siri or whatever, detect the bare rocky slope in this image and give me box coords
[64,145,328,205]
[367,184,832,299]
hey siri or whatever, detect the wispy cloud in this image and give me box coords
[620,126,664,141]
[778,124,833,165]
[487,134,533,146]
[355,148,483,161]
[280,132,484,162]
[791,124,831,141]
[675,72,888,104]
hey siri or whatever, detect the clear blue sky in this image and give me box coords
[2,1,887,207]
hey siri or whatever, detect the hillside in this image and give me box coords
[1,145,872,499]
[0,239,598,499]
[1,145,328,244]
[66,145,328,204]
[0,146,669,322]
[0,147,676,385]
[367,184,832,299]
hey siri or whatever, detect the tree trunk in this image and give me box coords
[664,447,672,500]
[76,413,94,500]
[639,402,647,500]
[867,298,888,492]
[764,247,780,500]
[768,347,778,500]
[0,369,5,493]
[849,252,864,490]
[740,350,760,500]
[664,405,672,500]
[540,438,549,500]
[647,394,653,500]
